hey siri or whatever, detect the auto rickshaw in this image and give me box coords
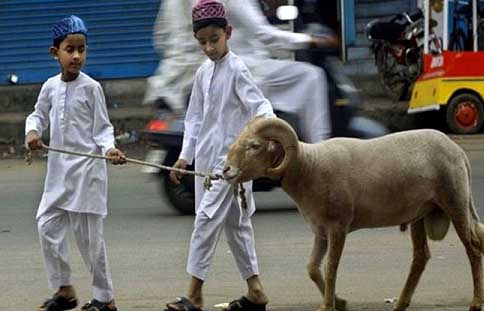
[409,0,484,133]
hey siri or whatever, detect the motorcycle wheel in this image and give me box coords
[163,173,195,215]
[446,93,484,134]
[162,149,195,215]
[376,48,409,101]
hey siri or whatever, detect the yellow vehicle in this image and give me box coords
[409,0,484,133]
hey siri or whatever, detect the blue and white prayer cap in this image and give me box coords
[51,15,87,42]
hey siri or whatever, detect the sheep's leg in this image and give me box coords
[394,219,430,311]
[308,234,347,310]
[321,229,346,311]
[308,234,327,295]
[451,216,483,310]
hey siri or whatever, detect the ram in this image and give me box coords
[223,117,484,310]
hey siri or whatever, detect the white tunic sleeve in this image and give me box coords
[235,67,275,118]
[180,69,204,165]
[25,82,51,136]
[225,0,312,51]
[91,83,115,155]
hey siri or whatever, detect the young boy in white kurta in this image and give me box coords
[166,1,275,311]
[25,15,125,311]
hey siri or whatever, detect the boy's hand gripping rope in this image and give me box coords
[25,144,223,191]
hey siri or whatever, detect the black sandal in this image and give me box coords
[165,297,202,311]
[39,294,78,311]
[224,296,266,311]
[81,299,117,311]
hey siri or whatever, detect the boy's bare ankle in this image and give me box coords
[247,286,268,305]
[246,276,268,304]
[186,295,202,308]
[105,299,116,308]
[56,286,76,299]
[246,292,268,305]
[188,276,203,307]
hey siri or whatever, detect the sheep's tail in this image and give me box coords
[470,196,484,254]
[471,222,484,255]
[464,155,484,254]
[466,155,480,223]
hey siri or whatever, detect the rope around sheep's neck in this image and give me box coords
[26,144,247,210]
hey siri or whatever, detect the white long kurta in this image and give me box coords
[180,51,275,218]
[25,72,116,218]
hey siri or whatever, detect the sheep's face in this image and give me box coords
[224,136,283,184]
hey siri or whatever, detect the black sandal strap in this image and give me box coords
[226,296,266,311]
[40,294,78,311]
[81,299,117,311]
[165,297,202,311]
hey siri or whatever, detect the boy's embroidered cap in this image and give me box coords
[51,15,87,42]
[192,0,226,22]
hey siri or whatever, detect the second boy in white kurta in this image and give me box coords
[166,2,274,309]
[181,50,274,279]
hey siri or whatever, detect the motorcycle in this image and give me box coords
[300,23,388,139]
[366,8,441,101]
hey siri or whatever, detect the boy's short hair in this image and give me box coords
[192,0,227,32]
[51,15,88,47]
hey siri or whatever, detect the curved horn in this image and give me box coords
[251,117,299,176]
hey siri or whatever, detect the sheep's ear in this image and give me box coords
[267,140,278,152]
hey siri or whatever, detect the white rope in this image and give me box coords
[25,144,223,191]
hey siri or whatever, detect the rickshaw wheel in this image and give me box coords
[446,94,484,134]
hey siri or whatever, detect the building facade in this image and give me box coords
[0,0,417,86]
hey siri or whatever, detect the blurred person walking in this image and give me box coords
[144,0,338,143]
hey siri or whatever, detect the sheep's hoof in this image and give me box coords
[318,295,347,311]
[469,298,482,311]
[393,301,409,311]
[319,305,334,311]
[318,296,346,311]
[335,296,347,311]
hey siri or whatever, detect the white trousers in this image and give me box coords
[37,208,114,302]
[187,195,259,281]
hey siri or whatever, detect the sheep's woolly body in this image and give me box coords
[224,118,484,311]
[285,130,470,232]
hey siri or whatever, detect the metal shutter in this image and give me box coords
[0,0,160,85]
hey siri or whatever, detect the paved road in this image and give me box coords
[0,135,483,310]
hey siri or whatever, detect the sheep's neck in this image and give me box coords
[279,143,314,200]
